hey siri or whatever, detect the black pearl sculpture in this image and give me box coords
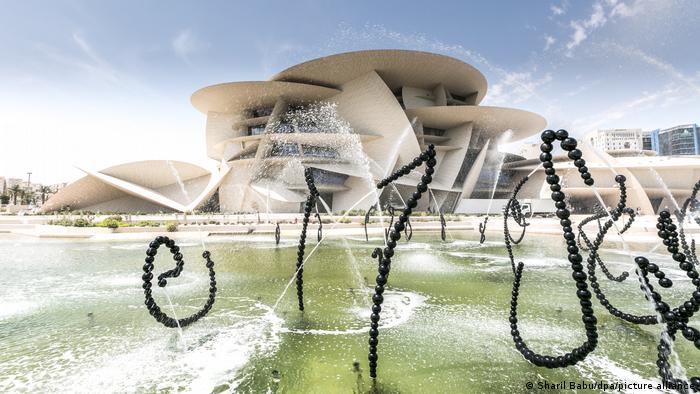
[577,175,632,283]
[439,210,447,242]
[635,251,700,392]
[367,144,437,379]
[503,177,529,247]
[142,236,216,327]
[478,216,488,244]
[404,215,413,241]
[505,129,700,389]
[364,205,377,242]
[384,205,396,243]
[275,222,281,245]
[316,211,323,243]
[675,180,700,267]
[509,129,598,368]
[576,176,658,325]
[503,176,530,274]
[295,168,319,311]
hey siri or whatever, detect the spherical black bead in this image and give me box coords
[615,175,626,183]
[541,130,556,143]
[555,129,569,140]
[584,178,594,186]
[546,175,559,185]
[551,191,565,201]
[540,152,552,162]
[568,149,583,160]
[561,138,578,151]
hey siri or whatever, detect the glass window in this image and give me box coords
[248,124,266,136]
[302,145,339,159]
[269,142,299,157]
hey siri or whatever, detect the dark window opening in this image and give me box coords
[269,142,299,157]
[423,127,446,136]
[247,124,266,136]
[251,106,274,118]
[302,145,339,159]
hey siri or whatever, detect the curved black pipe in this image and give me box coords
[384,205,395,243]
[404,216,413,241]
[316,210,323,243]
[478,217,487,244]
[440,210,447,242]
[364,205,376,242]
[142,236,216,327]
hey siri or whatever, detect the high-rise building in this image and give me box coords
[650,124,700,156]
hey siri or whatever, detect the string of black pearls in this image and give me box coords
[294,168,319,311]
[635,254,700,392]
[510,129,598,368]
[142,236,216,327]
[368,144,437,379]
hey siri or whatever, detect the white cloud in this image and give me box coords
[550,2,567,16]
[569,81,699,134]
[566,2,607,51]
[544,35,556,50]
[604,43,700,95]
[564,0,649,54]
[485,71,553,106]
[34,32,119,83]
[172,29,208,62]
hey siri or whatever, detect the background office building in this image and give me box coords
[588,128,645,152]
[650,124,700,156]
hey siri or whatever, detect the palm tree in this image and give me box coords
[39,186,53,205]
[8,185,22,205]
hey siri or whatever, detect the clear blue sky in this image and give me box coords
[1,0,699,184]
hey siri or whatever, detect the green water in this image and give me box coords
[0,231,698,393]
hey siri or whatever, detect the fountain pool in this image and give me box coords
[0,232,697,392]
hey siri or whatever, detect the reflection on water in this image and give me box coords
[0,232,697,392]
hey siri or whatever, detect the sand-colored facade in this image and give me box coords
[43,50,546,214]
[195,50,545,213]
[41,161,226,213]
